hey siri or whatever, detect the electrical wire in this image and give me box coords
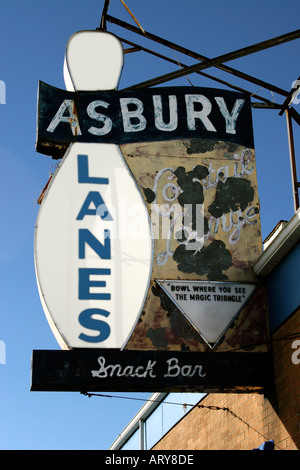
[79,328,300,450]
[81,391,284,449]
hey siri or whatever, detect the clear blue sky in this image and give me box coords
[0,0,299,450]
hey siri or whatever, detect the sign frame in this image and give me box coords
[32,29,271,393]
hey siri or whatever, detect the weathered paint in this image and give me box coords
[36,82,254,158]
[33,30,271,393]
[121,138,267,351]
[122,138,261,281]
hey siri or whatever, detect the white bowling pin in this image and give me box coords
[34,31,153,349]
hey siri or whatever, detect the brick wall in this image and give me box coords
[153,308,300,450]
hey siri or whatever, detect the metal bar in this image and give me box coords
[120,0,145,34]
[99,0,110,31]
[290,107,300,126]
[124,46,141,54]
[107,14,290,97]
[121,28,300,90]
[119,37,277,106]
[286,109,300,211]
[139,420,145,450]
[252,103,282,109]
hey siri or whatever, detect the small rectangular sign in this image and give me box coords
[31,349,273,393]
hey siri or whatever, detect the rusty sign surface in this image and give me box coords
[120,137,268,352]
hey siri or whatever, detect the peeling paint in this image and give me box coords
[186,139,216,154]
[120,138,268,353]
[146,328,168,349]
[173,239,232,280]
[208,177,255,218]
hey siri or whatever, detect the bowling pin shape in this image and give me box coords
[34,31,153,349]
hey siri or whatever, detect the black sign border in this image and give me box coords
[36,81,254,159]
[31,349,273,393]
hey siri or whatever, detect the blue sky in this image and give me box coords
[0,0,299,450]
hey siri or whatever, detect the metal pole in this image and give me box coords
[99,0,110,31]
[119,37,278,106]
[123,28,300,89]
[139,419,145,450]
[108,14,293,97]
[286,109,300,211]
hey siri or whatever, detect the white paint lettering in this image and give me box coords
[185,94,217,132]
[91,356,157,378]
[120,97,147,132]
[87,100,112,136]
[47,99,82,135]
[46,92,249,142]
[164,357,206,377]
[215,97,245,134]
[153,94,178,131]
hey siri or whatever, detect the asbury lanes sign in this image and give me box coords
[31,30,271,393]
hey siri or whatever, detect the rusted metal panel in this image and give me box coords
[121,138,268,352]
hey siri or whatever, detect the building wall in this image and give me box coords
[111,218,300,451]
[153,307,300,450]
[267,242,300,331]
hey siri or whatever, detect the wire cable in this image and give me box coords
[81,391,284,449]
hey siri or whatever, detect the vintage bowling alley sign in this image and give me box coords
[31,30,272,392]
